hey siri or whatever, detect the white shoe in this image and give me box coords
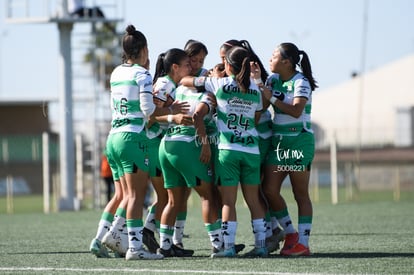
[125,247,164,260]
[102,230,128,256]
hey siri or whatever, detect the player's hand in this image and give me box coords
[169,100,190,114]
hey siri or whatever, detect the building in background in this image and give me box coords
[0,100,59,194]
[312,53,414,148]
[311,54,414,195]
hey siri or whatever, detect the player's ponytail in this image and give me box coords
[226,46,251,93]
[278,42,318,91]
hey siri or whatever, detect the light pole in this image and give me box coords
[355,0,369,192]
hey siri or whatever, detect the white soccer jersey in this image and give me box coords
[109,64,153,134]
[266,72,313,136]
[200,76,263,155]
[152,75,177,103]
[163,85,213,143]
[146,76,177,139]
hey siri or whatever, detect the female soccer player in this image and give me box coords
[143,48,194,256]
[104,24,187,260]
[253,42,318,256]
[181,46,268,258]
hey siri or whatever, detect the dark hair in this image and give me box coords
[225,46,251,93]
[184,39,208,57]
[121,25,147,62]
[221,39,268,82]
[153,48,188,83]
[278,42,318,91]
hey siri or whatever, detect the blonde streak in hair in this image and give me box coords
[238,57,251,92]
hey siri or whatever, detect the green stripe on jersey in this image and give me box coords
[110,80,138,87]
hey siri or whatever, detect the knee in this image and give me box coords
[293,193,311,205]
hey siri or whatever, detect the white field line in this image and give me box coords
[0,267,333,275]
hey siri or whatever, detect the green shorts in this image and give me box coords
[147,136,163,178]
[159,139,212,189]
[106,132,149,178]
[265,131,315,170]
[106,151,120,181]
[259,137,272,164]
[215,149,261,186]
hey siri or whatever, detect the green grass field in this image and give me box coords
[0,188,413,274]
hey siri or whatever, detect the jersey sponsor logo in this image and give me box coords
[222,84,258,95]
[227,97,253,106]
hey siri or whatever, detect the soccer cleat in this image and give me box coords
[280,232,299,254]
[211,246,236,258]
[234,243,245,254]
[173,242,184,249]
[89,238,110,258]
[156,244,194,257]
[125,247,164,260]
[265,237,280,254]
[242,247,268,258]
[212,243,245,254]
[102,230,128,257]
[280,243,311,256]
[142,227,160,253]
[266,228,285,253]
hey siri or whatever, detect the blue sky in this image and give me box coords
[0,0,413,101]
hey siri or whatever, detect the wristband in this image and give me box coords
[254,78,263,85]
[167,114,173,124]
[269,96,277,105]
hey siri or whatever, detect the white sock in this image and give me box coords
[173,219,186,245]
[160,224,174,250]
[144,208,157,232]
[271,216,281,231]
[111,215,126,234]
[95,220,111,240]
[127,225,143,251]
[206,221,223,250]
[252,218,266,249]
[222,221,237,250]
[278,215,296,234]
[298,223,311,247]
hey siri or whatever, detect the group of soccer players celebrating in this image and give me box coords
[89,23,318,260]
